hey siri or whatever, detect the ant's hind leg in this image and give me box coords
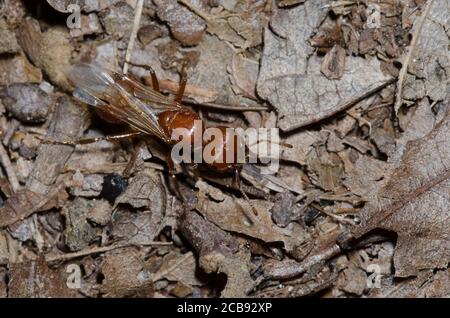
[122,140,147,178]
[167,155,186,202]
[147,67,160,93]
[40,132,143,146]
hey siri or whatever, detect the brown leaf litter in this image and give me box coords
[0,0,448,299]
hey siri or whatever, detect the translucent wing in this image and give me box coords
[69,63,181,142]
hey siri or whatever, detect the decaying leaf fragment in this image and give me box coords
[46,0,118,13]
[0,96,87,228]
[0,187,68,228]
[115,170,166,210]
[62,197,102,252]
[179,210,254,297]
[197,1,269,49]
[353,112,450,277]
[18,18,73,91]
[27,96,89,194]
[321,45,346,80]
[0,18,20,54]
[100,247,153,297]
[0,53,42,85]
[8,255,76,297]
[112,170,166,244]
[195,181,311,256]
[154,0,206,46]
[152,251,203,287]
[257,1,391,131]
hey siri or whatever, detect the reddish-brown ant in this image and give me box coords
[46,63,263,214]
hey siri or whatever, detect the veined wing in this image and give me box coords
[69,63,180,143]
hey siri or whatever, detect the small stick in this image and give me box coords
[262,244,342,280]
[46,241,172,262]
[178,0,211,21]
[0,142,20,192]
[2,119,20,146]
[123,0,144,75]
[311,203,357,225]
[64,162,165,174]
[395,0,434,114]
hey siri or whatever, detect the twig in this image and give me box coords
[46,241,172,262]
[262,244,342,280]
[0,142,20,192]
[395,0,434,115]
[64,162,166,174]
[2,119,20,146]
[311,203,357,226]
[123,0,144,74]
[178,0,211,21]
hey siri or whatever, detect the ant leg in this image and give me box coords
[122,140,146,178]
[167,156,186,202]
[40,132,143,146]
[174,61,188,103]
[233,168,259,217]
[126,62,160,93]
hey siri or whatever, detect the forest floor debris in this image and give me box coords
[0,0,448,298]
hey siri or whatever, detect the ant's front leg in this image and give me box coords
[40,131,143,146]
[127,62,160,93]
[175,61,188,103]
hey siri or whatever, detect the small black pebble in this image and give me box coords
[304,207,320,225]
[100,173,128,202]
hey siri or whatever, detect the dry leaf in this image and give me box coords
[100,247,153,297]
[257,1,391,131]
[0,18,20,54]
[0,187,68,228]
[183,34,234,104]
[281,130,321,165]
[179,210,254,297]
[27,96,89,193]
[62,197,102,252]
[0,231,8,265]
[370,269,450,298]
[321,45,346,80]
[19,19,73,90]
[8,255,77,297]
[353,113,450,277]
[229,54,258,100]
[154,0,206,45]
[115,170,166,210]
[112,208,163,245]
[343,154,388,199]
[153,251,203,286]
[0,53,42,85]
[395,0,449,113]
[195,181,311,255]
